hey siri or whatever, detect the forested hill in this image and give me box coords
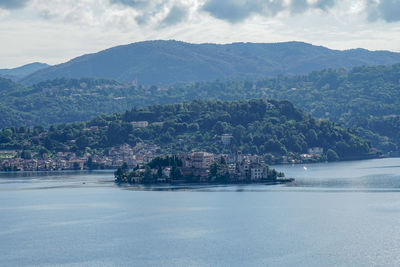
[0,77,123,128]
[0,99,373,162]
[21,40,400,85]
[2,64,400,153]
[240,64,400,152]
[0,62,49,80]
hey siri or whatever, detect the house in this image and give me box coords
[192,152,214,169]
[221,134,233,145]
[179,152,215,181]
[237,159,251,180]
[250,163,268,180]
[308,147,324,155]
[131,121,148,128]
[236,155,269,181]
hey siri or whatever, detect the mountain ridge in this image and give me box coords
[0,62,49,80]
[21,40,400,85]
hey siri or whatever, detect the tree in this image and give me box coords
[87,157,97,170]
[114,162,129,183]
[326,149,339,162]
[209,162,219,181]
[220,156,226,164]
[76,135,89,150]
[170,165,183,180]
[142,165,155,184]
[73,162,80,170]
[114,167,124,182]
[21,150,32,159]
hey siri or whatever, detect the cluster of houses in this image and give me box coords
[0,143,159,171]
[121,151,288,184]
[299,147,324,161]
[0,134,324,177]
[180,151,281,182]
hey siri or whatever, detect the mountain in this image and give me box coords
[21,40,400,85]
[0,98,373,163]
[0,62,49,80]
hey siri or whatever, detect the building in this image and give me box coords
[162,167,171,179]
[221,134,233,145]
[250,163,268,180]
[151,122,164,126]
[237,159,250,180]
[308,147,324,155]
[192,152,214,169]
[131,121,149,128]
[181,152,215,169]
[179,152,215,181]
[236,155,269,181]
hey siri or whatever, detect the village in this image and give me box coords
[113,149,300,184]
[0,142,159,171]
[0,137,324,174]
[0,122,326,173]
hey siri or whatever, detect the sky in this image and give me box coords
[1,0,400,68]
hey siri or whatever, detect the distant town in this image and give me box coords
[0,142,158,172]
[0,133,326,172]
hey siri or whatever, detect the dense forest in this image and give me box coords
[0,99,373,163]
[1,64,400,153]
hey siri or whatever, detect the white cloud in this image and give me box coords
[0,0,400,68]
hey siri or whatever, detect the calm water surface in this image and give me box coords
[1,158,400,266]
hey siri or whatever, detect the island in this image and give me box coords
[114,152,294,185]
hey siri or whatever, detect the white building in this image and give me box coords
[131,121,149,128]
[221,134,233,145]
[308,147,324,155]
[250,164,268,180]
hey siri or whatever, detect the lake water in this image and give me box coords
[1,158,400,266]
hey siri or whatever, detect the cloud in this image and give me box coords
[161,4,189,26]
[109,0,149,9]
[290,0,309,14]
[202,0,283,23]
[368,0,400,22]
[291,0,337,14]
[202,0,337,23]
[0,0,30,9]
[314,0,336,11]
[110,0,189,26]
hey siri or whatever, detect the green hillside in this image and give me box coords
[0,99,373,163]
[1,64,400,153]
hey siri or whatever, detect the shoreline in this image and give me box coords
[0,154,392,173]
[115,178,295,187]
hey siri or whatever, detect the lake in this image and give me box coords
[1,158,400,266]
